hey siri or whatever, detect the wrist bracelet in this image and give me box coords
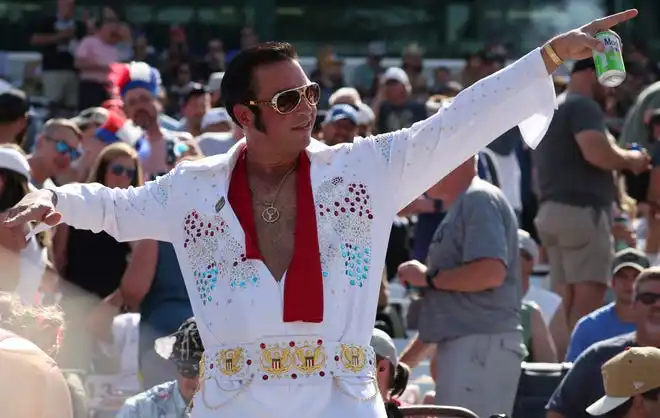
[543,43,563,66]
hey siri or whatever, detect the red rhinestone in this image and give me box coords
[334,356,340,361]
[209,363,214,369]
[246,359,252,365]
[262,375,268,380]
[317,339,323,346]
[368,214,374,219]
[289,341,295,347]
[319,371,325,377]
[260,343,266,349]
[291,373,297,379]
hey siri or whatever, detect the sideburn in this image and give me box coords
[250,105,266,134]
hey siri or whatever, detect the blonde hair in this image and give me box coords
[0,292,64,356]
[87,142,144,186]
[43,118,83,139]
[329,87,362,106]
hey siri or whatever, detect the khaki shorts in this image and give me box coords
[535,201,612,286]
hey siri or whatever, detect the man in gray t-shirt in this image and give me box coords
[533,58,649,333]
[397,156,525,417]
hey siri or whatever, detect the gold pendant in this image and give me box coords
[261,205,280,223]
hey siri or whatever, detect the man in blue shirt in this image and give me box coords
[566,248,650,361]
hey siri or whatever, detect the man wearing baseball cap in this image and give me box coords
[586,347,660,417]
[117,317,204,418]
[567,248,651,362]
[321,104,358,146]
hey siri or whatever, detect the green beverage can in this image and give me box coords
[593,30,626,87]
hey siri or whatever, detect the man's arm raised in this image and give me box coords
[351,10,637,213]
[3,168,178,244]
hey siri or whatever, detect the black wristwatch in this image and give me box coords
[425,270,437,290]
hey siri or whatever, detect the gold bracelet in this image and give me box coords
[543,43,563,66]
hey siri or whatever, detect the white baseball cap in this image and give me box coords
[382,67,410,88]
[0,147,30,181]
[201,108,231,130]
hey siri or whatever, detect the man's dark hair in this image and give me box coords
[221,42,298,127]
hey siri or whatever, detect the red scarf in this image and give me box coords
[227,145,324,323]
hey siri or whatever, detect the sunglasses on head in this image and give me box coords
[109,163,136,178]
[248,83,321,114]
[48,136,81,160]
[636,292,660,305]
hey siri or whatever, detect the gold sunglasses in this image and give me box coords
[247,83,321,114]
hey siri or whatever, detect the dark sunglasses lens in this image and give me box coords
[306,84,321,105]
[110,165,123,175]
[638,293,660,305]
[276,90,302,114]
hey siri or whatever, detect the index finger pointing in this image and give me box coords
[587,9,638,32]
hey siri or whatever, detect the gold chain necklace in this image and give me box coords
[254,163,297,223]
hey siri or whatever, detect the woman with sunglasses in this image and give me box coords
[52,142,154,372]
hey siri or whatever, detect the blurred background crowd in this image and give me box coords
[3,0,660,417]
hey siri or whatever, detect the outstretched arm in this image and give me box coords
[354,46,557,212]
[352,10,638,212]
[52,170,177,242]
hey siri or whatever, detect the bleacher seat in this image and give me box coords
[513,362,572,418]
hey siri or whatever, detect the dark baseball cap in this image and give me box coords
[0,88,29,124]
[154,317,204,368]
[612,248,651,275]
[571,58,596,74]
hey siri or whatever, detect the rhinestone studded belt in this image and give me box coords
[200,336,376,383]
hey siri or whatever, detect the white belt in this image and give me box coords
[200,336,376,383]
